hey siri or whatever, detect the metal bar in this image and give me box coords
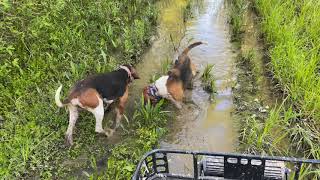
[160,173,194,179]
[152,153,157,174]
[163,152,169,173]
[294,162,302,180]
[193,155,198,180]
[132,149,320,180]
[151,149,320,164]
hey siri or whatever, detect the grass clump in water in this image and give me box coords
[201,64,217,97]
[183,0,193,22]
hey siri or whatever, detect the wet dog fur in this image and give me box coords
[173,41,206,89]
[143,42,205,108]
[143,69,183,109]
[55,65,139,146]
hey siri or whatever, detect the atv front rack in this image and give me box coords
[132,149,320,180]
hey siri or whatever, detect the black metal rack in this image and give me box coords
[132,149,320,180]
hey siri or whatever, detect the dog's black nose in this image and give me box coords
[174,59,178,65]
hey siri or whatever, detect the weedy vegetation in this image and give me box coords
[255,0,320,174]
[228,0,248,41]
[92,97,169,179]
[183,0,193,22]
[149,58,172,83]
[0,0,157,178]
[201,64,216,95]
[230,0,320,178]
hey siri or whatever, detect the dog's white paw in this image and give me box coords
[176,103,182,109]
[105,128,115,137]
[95,128,105,134]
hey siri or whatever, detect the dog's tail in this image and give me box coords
[181,41,208,55]
[55,85,65,107]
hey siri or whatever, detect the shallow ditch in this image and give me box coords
[65,0,279,178]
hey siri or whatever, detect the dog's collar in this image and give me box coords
[119,65,134,82]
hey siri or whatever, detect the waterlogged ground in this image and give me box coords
[68,0,275,178]
[66,0,319,178]
[158,0,238,174]
[66,0,193,177]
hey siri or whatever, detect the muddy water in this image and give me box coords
[126,0,187,106]
[128,0,238,174]
[68,0,238,177]
[160,0,236,150]
[129,0,237,154]
[154,0,238,174]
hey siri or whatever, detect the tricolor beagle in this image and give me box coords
[55,65,139,146]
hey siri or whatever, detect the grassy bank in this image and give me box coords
[253,0,320,176]
[229,0,320,178]
[92,98,170,179]
[0,0,157,178]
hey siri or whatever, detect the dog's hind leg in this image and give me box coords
[88,98,105,134]
[66,105,78,146]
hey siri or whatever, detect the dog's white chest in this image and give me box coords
[155,76,169,97]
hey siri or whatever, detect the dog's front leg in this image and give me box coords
[66,105,79,146]
[166,95,182,109]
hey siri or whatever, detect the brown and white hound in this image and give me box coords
[143,69,184,109]
[143,42,206,108]
[55,65,139,146]
[173,41,206,89]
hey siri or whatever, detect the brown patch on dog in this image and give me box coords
[177,54,187,64]
[118,86,129,114]
[168,68,181,80]
[167,69,184,101]
[166,79,184,101]
[78,88,100,109]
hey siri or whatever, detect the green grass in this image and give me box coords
[89,96,169,179]
[149,58,172,83]
[0,0,157,178]
[230,0,320,178]
[183,0,193,22]
[201,64,216,95]
[228,0,248,41]
[253,0,320,161]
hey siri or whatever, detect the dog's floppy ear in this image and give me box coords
[167,69,181,81]
[129,65,140,79]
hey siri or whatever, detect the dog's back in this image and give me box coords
[68,70,128,102]
[173,41,206,89]
[174,56,193,89]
